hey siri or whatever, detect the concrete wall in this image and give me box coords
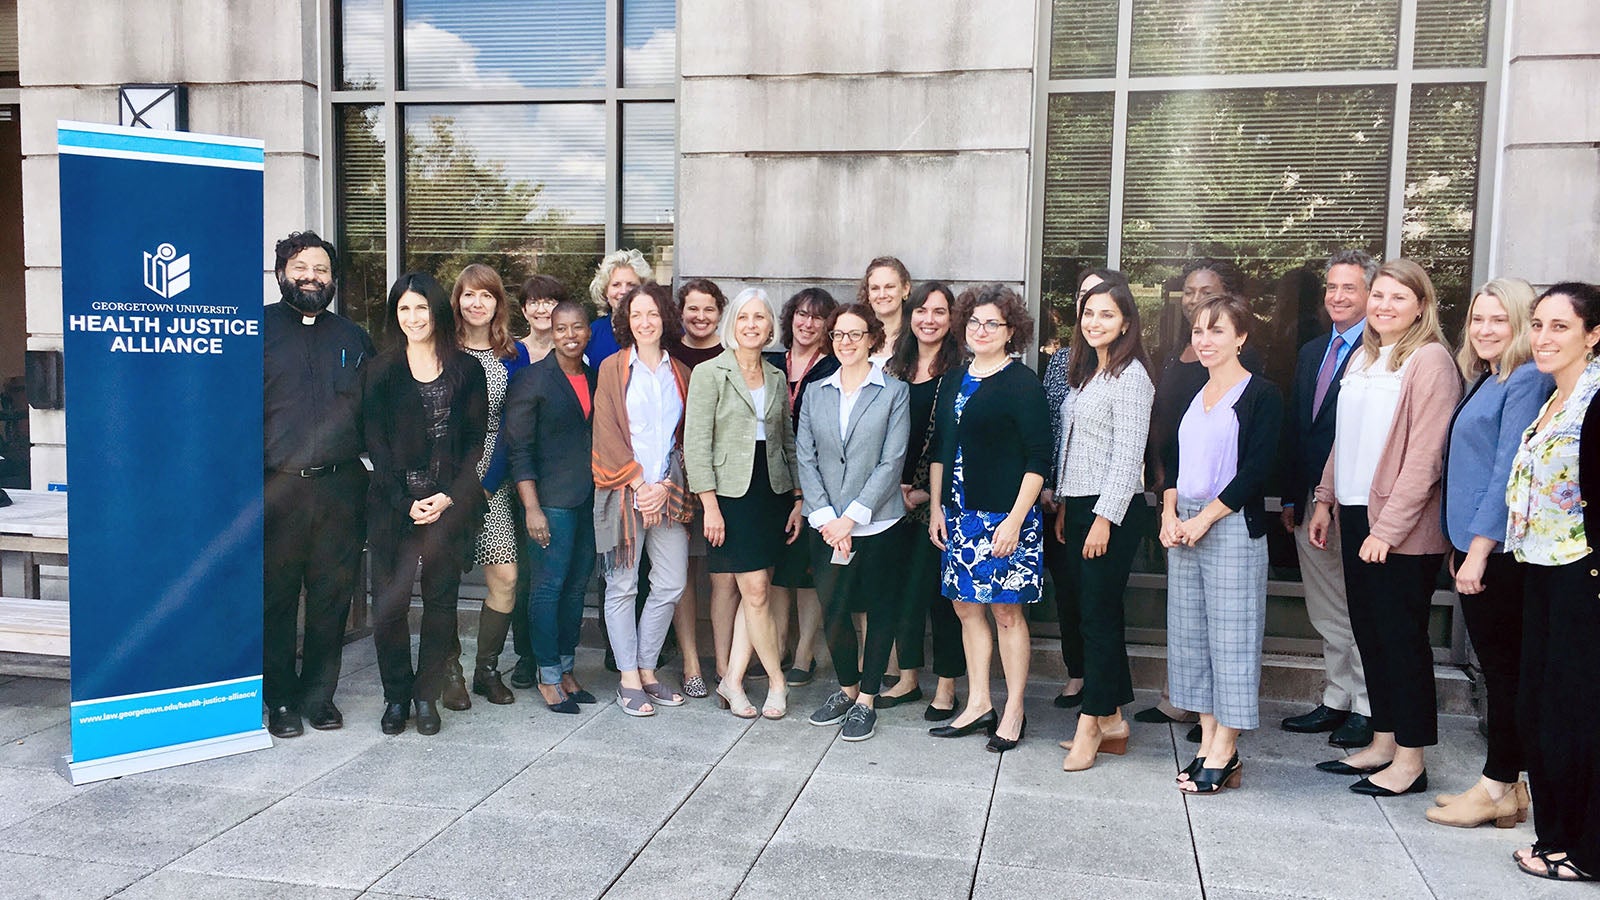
[675,0,1037,305]
[1494,0,1600,285]
[17,0,321,487]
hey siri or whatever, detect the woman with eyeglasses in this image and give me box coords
[766,287,841,687]
[1055,278,1155,771]
[363,272,488,736]
[883,281,968,719]
[927,284,1051,753]
[799,303,910,742]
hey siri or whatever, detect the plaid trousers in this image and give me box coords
[1166,500,1268,730]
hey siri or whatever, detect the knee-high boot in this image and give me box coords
[473,608,515,705]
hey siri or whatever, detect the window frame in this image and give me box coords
[317,0,678,297]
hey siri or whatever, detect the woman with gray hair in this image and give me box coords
[585,248,653,367]
[684,288,804,719]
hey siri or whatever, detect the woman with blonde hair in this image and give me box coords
[586,248,654,367]
[1428,278,1552,827]
[1308,258,1462,797]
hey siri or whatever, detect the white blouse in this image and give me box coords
[1333,344,1407,506]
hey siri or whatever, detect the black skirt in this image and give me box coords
[709,442,790,574]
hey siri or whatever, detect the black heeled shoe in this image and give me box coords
[1052,691,1082,709]
[1316,759,1391,776]
[985,717,1026,753]
[1176,756,1205,783]
[1182,754,1242,794]
[380,702,409,735]
[924,696,960,722]
[414,699,442,735]
[1351,769,1427,797]
[928,708,998,738]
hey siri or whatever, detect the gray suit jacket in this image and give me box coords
[796,368,911,527]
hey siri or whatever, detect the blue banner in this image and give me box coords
[58,121,271,783]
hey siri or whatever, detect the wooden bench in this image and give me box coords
[0,597,70,656]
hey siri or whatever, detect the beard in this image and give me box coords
[279,274,336,315]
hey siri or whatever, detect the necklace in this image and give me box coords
[969,357,1011,378]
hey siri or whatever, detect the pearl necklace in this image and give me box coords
[969,357,1011,378]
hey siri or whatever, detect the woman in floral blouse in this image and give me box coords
[1505,281,1600,883]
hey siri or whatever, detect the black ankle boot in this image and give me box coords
[414,699,441,735]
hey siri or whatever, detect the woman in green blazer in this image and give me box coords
[684,288,803,720]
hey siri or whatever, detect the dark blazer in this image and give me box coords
[765,350,840,430]
[930,362,1052,513]
[502,352,598,509]
[1582,387,1600,546]
[362,347,489,551]
[1281,332,1356,524]
[1159,373,1285,538]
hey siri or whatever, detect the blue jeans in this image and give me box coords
[526,502,595,686]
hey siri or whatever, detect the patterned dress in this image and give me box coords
[1507,358,1600,565]
[941,371,1044,604]
[465,347,519,566]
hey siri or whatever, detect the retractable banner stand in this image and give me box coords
[56,121,271,785]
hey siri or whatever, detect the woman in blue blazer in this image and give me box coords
[1432,278,1552,828]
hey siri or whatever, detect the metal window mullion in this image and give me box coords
[1385,0,1419,261]
[318,0,337,247]
[383,0,400,289]
[604,0,621,252]
[1107,0,1134,271]
[1024,0,1051,331]
[1043,66,1488,94]
[1479,0,1511,280]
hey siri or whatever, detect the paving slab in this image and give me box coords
[654,763,811,842]
[601,831,764,900]
[0,848,148,900]
[371,809,641,900]
[300,737,533,810]
[476,749,708,832]
[112,869,360,900]
[717,715,837,771]
[814,718,1000,789]
[167,795,456,890]
[0,701,68,744]
[0,762,95,828]
[1180,759,1392,831]
[554,701,754,767]
[127,723,383,794]
[981,791,1199,887]
[1192,816,1431,900]
[0,719,71,769]
[1388,820,1570,900]
[735,841,974,900]
[0,780,278,868]
[769,772,991,859]
[971,863,1203,900]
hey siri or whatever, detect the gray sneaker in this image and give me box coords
[840,704,877,742]
[809,690,854,726]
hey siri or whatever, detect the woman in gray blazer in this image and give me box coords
[797,303,911,742]
[683,288,803,720]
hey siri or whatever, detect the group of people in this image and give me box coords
[262,231,1600,883]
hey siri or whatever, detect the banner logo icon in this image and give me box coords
[142,242,191,298]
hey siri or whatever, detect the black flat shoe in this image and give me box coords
[305,701,343,731]
[1351,770,1427,797]
[877,686,923,709]
[509,656,537,689]
[1281,704,1349,734]
[924,699,959,722]
[1052,691,1083,709]
[1133,705,1195,725]
[986,717,1026,753]
[380,702,409,735]
[267,705,304,738]
[929,708,997,738]
[1185,724,1202,744]
[1182,754,1242,794]
[568,688,598,705]
[1316,759,1391,776]
[414,699,442,735]
[1328,713,1373,748]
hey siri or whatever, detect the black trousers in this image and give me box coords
[1338,506,1441,748]
[369,510,468,704]
[263,466,367,710]
[1456,550,1526,782]
[1042,508,1085,680]
[813,525,900,696]
[1058,495,1144,717]
[894,521,966,678]
[1520,556,1600,872]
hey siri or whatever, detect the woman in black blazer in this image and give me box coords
[364,272,488,736]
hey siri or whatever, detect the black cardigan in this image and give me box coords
[501,352,598,509]
[362,347,488,550]
[765,350,840,430]
[930,362,1053,513]
[1157,373,1284,538]
[1581,390,1600,547]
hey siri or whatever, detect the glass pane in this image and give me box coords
[1040,92,1114,352]
[1049,0,1118,79]
[623,0,676,87]
[1121,86,1393,374]
[1130,0,1400,76]
[402,0,606,90]
[1415,0,1489,68]
[621,103,676,285]
[402,104,605,305]
[335,105,387,340]
[1403,83,1485,332]
[337,0,384,90]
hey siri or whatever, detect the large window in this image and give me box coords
[327,0,676,342]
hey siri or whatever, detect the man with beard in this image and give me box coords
[261,231,375,737]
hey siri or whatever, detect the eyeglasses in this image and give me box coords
[793,309,825,322]
[829,329,869,343]
[526,297,557,308]
[966,319,1009,334]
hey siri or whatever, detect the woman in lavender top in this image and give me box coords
[1157,295,1282,794]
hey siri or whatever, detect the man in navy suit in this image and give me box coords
[1278,250,1376,749]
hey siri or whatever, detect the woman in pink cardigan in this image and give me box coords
[1307,258,1462,797]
